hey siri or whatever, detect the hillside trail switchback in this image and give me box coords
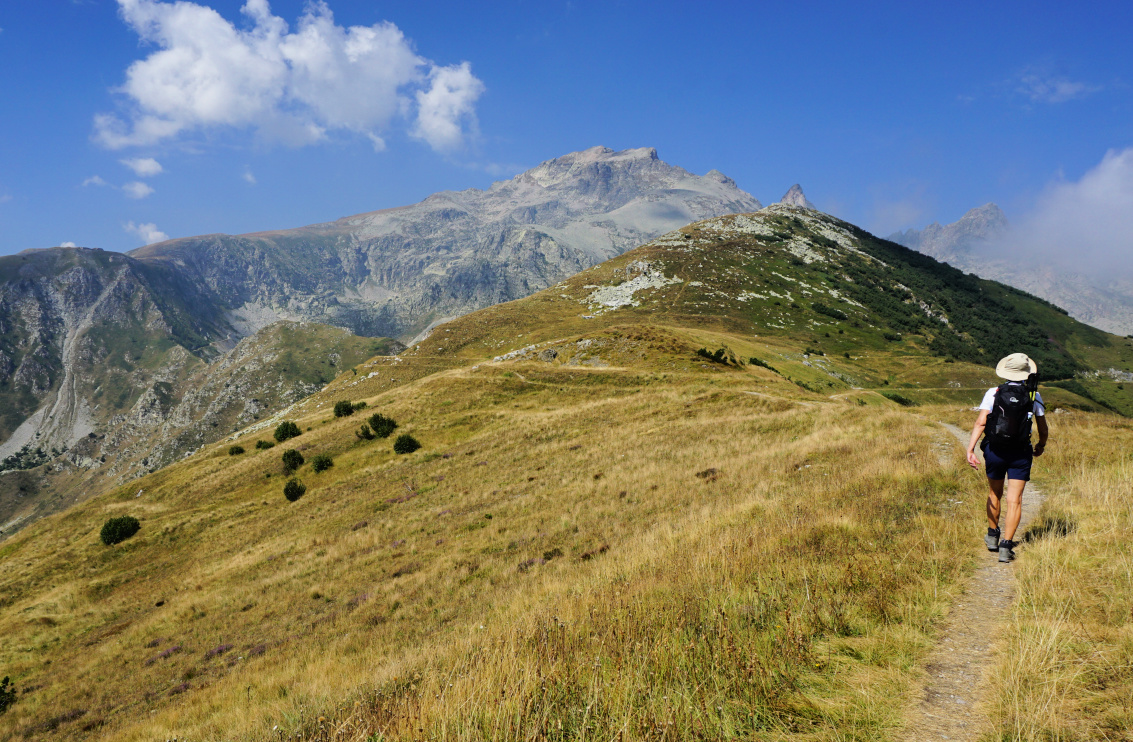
[901,422,1045,741]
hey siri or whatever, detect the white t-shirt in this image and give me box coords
[979,383,1045,418]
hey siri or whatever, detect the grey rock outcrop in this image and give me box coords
[779,184,817,210]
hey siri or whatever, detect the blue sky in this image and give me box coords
[0,0,1130,256]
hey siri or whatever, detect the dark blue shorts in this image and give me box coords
[982,441,1033,482]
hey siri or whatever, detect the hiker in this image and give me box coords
[965,352,1048,563]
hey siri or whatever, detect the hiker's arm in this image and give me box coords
[966,410,988,469]
[1034,415,1049,456]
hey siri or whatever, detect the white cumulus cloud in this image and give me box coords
[124,220,169,245]
[60,241,78,248]
[95,0,484,153]
[120,157,164,176]
[412,62,486,152]
[82,175,110,187]
[123,181,155,199]
[997,148,1133,278]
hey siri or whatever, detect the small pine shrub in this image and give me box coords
[333,401,356,417]
[310,454,333,473]
[255,440,274,450]
[355,423,375,440]
[748,357,778,373]
[812,302,848,321]
[883,332,902,342]
[0,676,16,715]
[228,445,245,456]
[281,449,304,473]
[100,515,141,546]
[283,479,306,502]
[273,421,301,443]
[368,414,398,439]
[393,433,421,455]
[352,401,367,411]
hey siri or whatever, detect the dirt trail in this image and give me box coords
[902,422,1044,740]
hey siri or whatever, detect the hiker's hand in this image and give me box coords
[966,450,980,468]
[1034,443,1045,457]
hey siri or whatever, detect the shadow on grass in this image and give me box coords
[1021,511,1076,543]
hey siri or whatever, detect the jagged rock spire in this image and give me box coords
[779,184,816,210]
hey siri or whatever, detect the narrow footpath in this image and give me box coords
[902,422,1044,741]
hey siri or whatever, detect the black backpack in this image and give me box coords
[984,374,1038,446]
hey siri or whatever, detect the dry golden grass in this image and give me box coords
[974,410,1133,740]
[0,345,990,740]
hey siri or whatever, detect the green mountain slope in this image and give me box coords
[1,205,1129,741]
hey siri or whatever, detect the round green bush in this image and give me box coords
[283,478,307,502]
[393,433,420,455]
[273,421,301,443]
[368,413,398,439]
[100,515,141,546]
[310,454,333,473]
[333,400,355,417]
[228,445,245,456]
[281,449,304,472]
[255,439,274,450]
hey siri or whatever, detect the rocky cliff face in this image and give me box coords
[889,204,1133,334]
[132,146,762,342]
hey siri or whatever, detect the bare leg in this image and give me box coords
[1002,479,1027,541]
[986,479,1005,530]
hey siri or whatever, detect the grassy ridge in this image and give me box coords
[0,358,979,740]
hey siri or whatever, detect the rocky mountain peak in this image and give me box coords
[888,203,1008,262]
[779,184,816,210]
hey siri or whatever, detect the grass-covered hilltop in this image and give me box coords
[2,204,1131,740]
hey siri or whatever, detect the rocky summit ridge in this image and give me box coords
[134,146,762,343]
[779,184,817,210]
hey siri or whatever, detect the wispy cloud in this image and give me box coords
[0,194,12,204]
[124,220,169,245]
[868,182,932,235]
[120,157,163,177]
[242,169,257,185]
[998,148,1133,278]
[1015,69,1101,104]
[94,0,484,154]
[82,175,110,187]
[122,181,155,199]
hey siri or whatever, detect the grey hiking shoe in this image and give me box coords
[985,529,1000,552]
[998,540,1016,563]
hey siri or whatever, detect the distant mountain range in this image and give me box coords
[889,205,1133,335]
[135,146,762,343]
[0,146,762,537]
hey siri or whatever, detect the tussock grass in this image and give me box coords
[980,411,1133,739]
[0,354,987,740]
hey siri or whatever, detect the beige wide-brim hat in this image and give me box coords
[995,352,1037,381]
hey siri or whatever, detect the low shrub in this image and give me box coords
[882,332,902,342]
[310,454,333,473]
[369,413,398,439]
[0,676,16,715]
[355,423,375,440]
[283,478,306,502]
[228,445,245,456]
[393,433,421,454]
[696,348,730,365]
[273,421,301,443]
[882,392,917,407]
[812,302,848,321]
[748,356,778,373]
[255,440,274,450]
[281,449,304,473]
[333,400,356,417]
[100,516,141,546]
